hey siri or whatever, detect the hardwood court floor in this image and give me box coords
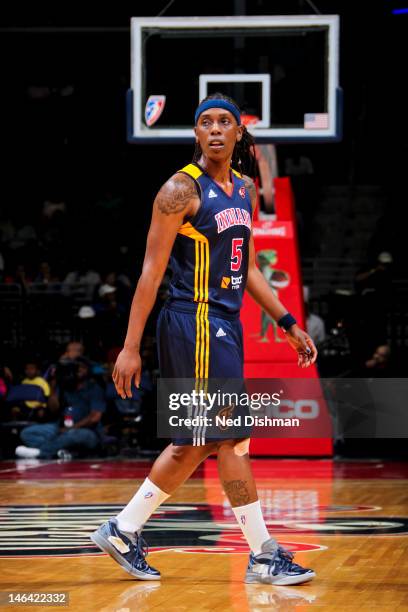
[0,458,407,611]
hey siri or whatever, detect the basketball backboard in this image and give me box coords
[128,15,341,144]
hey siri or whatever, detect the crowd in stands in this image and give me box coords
[0,339,162,461]
[304,248,404,378]
[0,188,134,293]
[0,190,171,460]
[0,185,170,459]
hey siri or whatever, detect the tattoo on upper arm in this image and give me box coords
[223,479,250,506]
[156,174,198,216]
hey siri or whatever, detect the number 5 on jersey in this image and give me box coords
[231,238,243,271]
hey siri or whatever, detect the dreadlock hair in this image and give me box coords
[193,92,257,178]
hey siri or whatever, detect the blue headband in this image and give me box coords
[195,99,241,126]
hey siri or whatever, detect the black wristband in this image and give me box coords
[278,313,297,331]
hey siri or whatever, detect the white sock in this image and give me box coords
[116,477,170,533]
[231,499,276,556]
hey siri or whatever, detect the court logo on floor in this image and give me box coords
[1,503,407,557]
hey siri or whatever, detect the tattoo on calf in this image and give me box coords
[223,479,250,506]
[157,174,197,215]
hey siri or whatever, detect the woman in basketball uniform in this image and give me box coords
[91,94,317,585]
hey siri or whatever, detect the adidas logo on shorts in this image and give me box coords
[216,327,227,337]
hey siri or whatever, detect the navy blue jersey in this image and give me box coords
[168,163,252,317]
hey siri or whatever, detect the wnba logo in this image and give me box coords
[240,515,246,525]
[144,95,166,127]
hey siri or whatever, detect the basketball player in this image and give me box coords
[91,94,318,585]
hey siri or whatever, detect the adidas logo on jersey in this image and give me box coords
[208,189,218,198]
[216,327,227,337]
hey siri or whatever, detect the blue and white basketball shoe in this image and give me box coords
[90,519,160,580]
[245,540,315,585]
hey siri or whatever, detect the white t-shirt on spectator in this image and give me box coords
[64,270,101,286]
[307,313,326,345]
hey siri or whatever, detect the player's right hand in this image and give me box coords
[112,348,142,399]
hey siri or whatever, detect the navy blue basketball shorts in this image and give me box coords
[156,303,249,446]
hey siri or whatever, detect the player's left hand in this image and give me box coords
[284,325,317,368]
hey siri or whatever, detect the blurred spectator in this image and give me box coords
[0,365,13,400]
[22,361,50,410]
[305,304,326,346]
[75,306,100,359]
[347,344,398,378]
[39,198,68,253]
[98,270,132,305]
[9,224,37,251]
[42,196,66,220]
[57,340,106,377]
[7,361,52,422]
[59,341,85,362]
[77,306,96,320]
[97,284,117,301]
[365,345,391,372]
[34,261,60,284]
[4,263,33,291]
[0,212,16,245]
[63,258,101,300]
[303,286,326,346]
[15,357,106,459]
